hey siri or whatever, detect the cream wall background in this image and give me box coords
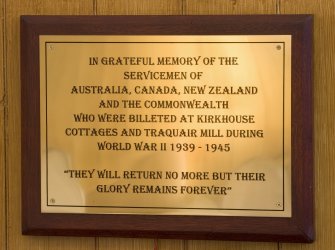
[0,0,334,249]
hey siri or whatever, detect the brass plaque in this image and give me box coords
[40,35,291,217]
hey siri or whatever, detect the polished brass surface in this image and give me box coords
[40,35,291,217]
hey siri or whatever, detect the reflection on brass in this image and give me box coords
[40,35,291,217]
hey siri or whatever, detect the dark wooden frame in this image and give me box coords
[21,15,313,242]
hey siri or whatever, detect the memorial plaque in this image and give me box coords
[21,15,313,242]
[40,35,291,217]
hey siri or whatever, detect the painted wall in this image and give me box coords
[1,0,334,249]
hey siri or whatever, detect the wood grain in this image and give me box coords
[97,238,154,250]
[184,0,277,14]
[0,0,6,248]
[95,2,184,249]
[187,241,280,250]
[158,239,185,250]
[97,0,182,15]
[280,0,335,249]
[6,1,95,250]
